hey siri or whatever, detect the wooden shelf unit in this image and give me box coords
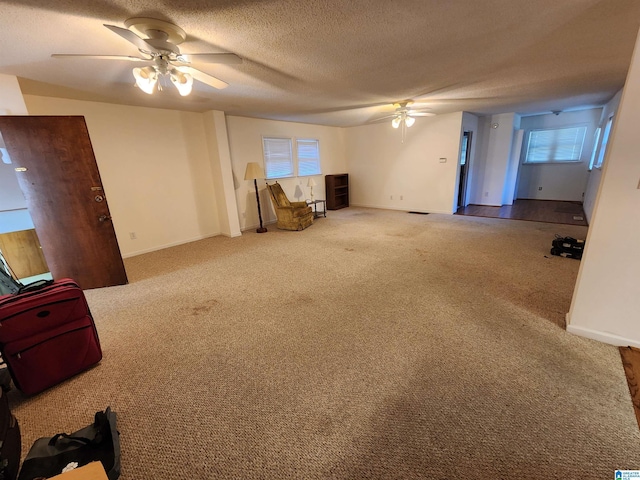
[325,174,349,210]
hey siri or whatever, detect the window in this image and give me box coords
[296,139,321,176]
[588,127,601,170]
[0,148,11,164]
[263,137,322,179]
[263,137,294,179]
[524,126,587,164]
[0,132,10,164]
[594,116,614,169]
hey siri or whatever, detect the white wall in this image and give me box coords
[24,95,222,257]
[0,75,28,115]
[516,108,602,202]
[567,28,640,348]
[345,112,463,214]
[504,127,524,205]
[226,116,347,231]
[468,113,517,206]
[203,111,241,238]
[582,91,623,223]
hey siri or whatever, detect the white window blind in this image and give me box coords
[524,126,587,163]
[296,139,321,176]
[263,137,294,179]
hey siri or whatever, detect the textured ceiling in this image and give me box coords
[1,0,639,126]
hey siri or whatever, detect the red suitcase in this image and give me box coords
[0,279,102,395]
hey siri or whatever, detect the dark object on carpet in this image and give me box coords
[408,211,430,215]
[18,408,120,480]
[0,383,21,480]
[550,235,584,259]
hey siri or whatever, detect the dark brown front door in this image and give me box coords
[0,116,127,289]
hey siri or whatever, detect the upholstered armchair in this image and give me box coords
[266,182,314,231]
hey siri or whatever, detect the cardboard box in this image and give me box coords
[48,462,109,480]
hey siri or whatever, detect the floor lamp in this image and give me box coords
[244,162,267,233]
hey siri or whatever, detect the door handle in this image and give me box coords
[98,215,112,222]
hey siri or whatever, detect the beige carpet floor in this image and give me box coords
[9,208,640,479]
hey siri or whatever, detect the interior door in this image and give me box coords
[0,229,48,278]
[0,116,127,289]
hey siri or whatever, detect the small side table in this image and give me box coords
[307,199,327,218]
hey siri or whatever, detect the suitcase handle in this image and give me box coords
[17,279,55,295]
[48,433,94,448]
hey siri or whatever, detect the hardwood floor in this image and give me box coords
[620,347,640,430]
[456,199,588,226]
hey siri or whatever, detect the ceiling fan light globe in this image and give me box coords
[391,116,401,129]
[170,71,193,96]
[405,116,416,127]
[133,66,157,94]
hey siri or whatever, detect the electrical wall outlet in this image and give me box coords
[484,192,489,197]
[390,195,393,200]
[400,195,403,200]
[129,232,137,240]
[538,186,543,191]
[439,157,447,163]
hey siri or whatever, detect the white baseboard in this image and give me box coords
[566,322,640,348]
[122,232,222,258]
[350,203,454,215]
[221,231,243,238]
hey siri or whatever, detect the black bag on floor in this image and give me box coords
[0,385,21,480]
[550,235,584,260]
[0,253,21,297]
[18,407,120,480]
[0,268,20,297]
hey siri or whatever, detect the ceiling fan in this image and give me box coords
[52,17,243,96]
[371,101,436,142]
[376,101,436,128]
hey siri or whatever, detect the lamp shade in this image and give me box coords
[391,116,401,129]
[307,177,317,187]
[405,115,416,127]
[170,70,194,96]
[133,66,158,94]
[244,162,265,180]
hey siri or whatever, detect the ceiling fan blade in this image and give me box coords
[51,54,150,62]
[178,53,243,65]
[374,114,397,121]
[409,112,436,117]
[367,115,397,124]
[104,24,159,53]
[178,66,229,90]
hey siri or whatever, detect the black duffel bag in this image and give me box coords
[0,384,21,480]
[550,235,585,259]
[18,407,120,480]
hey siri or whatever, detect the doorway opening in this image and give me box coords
[457,131,472,209]
[0,136,52,286]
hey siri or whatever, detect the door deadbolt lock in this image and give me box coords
[98,215,112,222]
[94,195,104,202]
